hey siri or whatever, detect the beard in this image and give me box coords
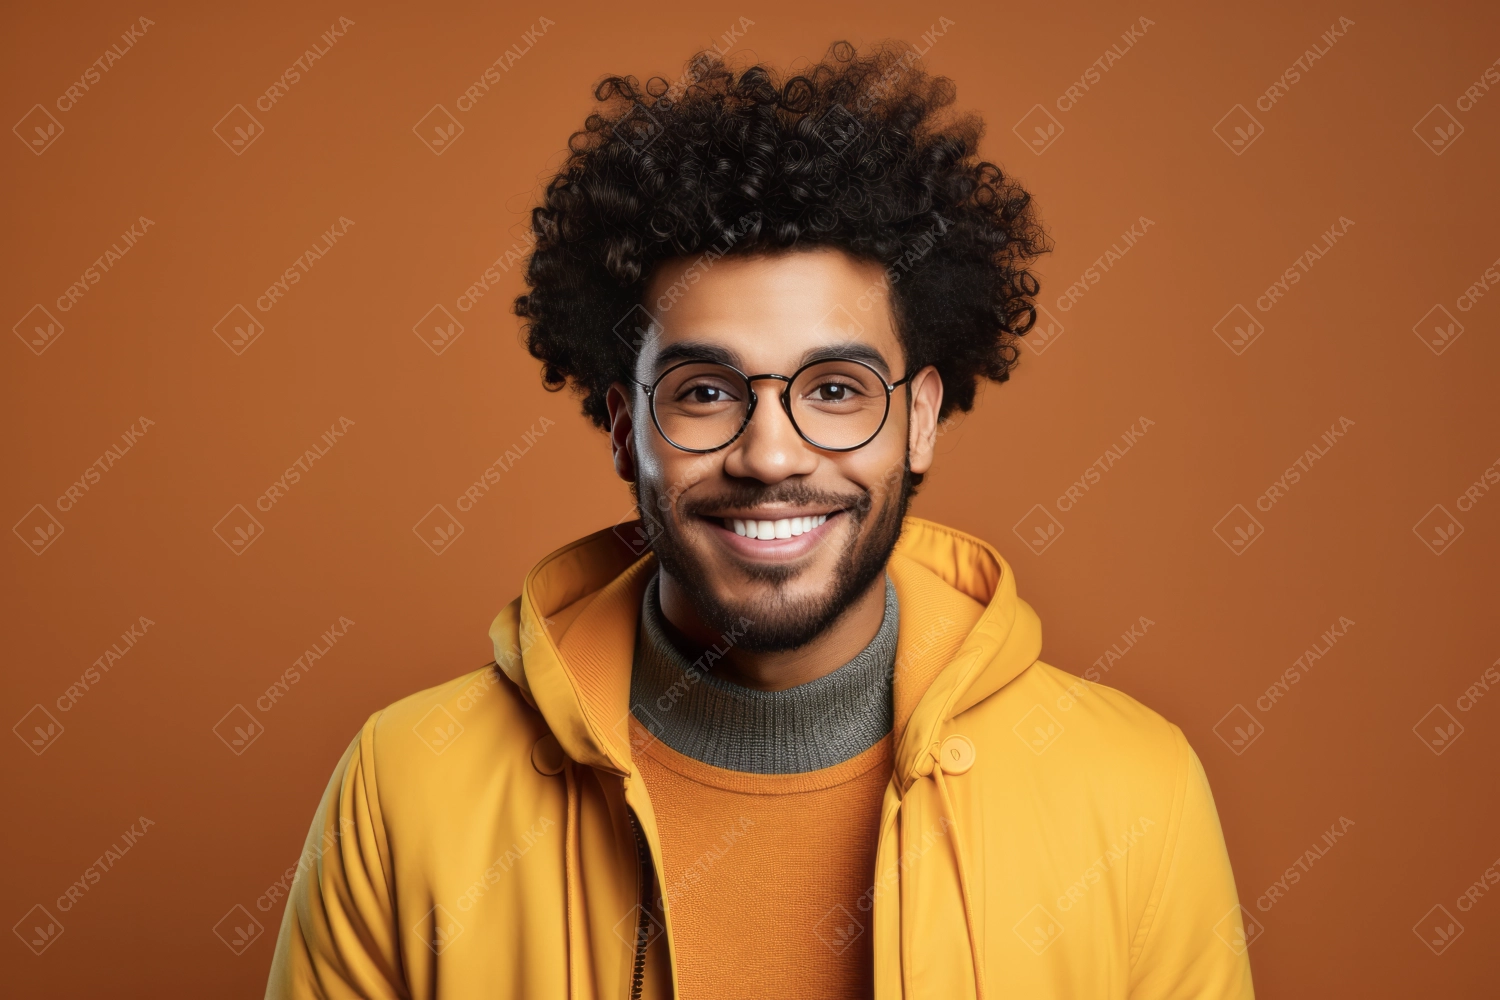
[637,462,914,653]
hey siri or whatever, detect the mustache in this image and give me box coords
[676,482,872,520]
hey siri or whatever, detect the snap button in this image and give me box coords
[939,735,976,775]
[531,733,565,775]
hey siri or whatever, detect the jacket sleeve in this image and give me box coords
[266,715,407,999]
[1128,735,1255,999]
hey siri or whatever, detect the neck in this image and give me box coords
[656,569,889,691]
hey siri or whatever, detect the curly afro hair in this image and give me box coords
[515,40,1050,430]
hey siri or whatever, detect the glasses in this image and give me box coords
[635,357,911,453]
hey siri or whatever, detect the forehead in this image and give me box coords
[639,247,901,373]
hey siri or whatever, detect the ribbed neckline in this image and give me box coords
[629,573,897,775]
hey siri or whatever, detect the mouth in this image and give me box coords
[694,508,845,560]
[718,513,829,539]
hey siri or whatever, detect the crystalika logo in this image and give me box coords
[413,504,464,554]
[1213,704,1263,755]
[12,105,64,155]
[13,905,64,955]
[13,705,64,754]
[1412,106,1463,155]
[1213,105,1263,154]
[413,105,464,154]
[213,705,264,755]
[414,305,464,355]
[13,304,65,355]
[1012,104,1064,154]
[213,105,263,155]
[213,904,264,955]
[13,505,65,555]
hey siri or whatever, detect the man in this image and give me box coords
[267,42,1254,999]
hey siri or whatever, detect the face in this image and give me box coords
[605,247,944,652]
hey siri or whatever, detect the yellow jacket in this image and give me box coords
[267,517,1254,999]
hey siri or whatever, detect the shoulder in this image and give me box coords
[371,663,534,737]
[1010,659,1185,753]
[1031,660,1184,744]
[960,660,1195,815]
[353,664,549,812]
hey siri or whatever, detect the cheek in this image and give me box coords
[634,426,684,494]
[642,444,722,511]
[840,441,908,503]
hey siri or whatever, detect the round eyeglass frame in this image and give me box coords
[634,357,912,454]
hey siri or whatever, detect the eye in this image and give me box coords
[810,380,864,402]
[671,378,741,406]
[817,383,847,401]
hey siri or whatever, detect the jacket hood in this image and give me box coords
[491,516,1043,790]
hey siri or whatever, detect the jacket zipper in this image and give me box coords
[627,809,653,1000]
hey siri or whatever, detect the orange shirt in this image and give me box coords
[634,720,892,1000]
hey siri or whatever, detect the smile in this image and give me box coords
[721,514,828,539]
[698,508,844,561]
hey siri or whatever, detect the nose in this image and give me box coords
[720,384,819,484]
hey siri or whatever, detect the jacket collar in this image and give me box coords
[491,517,1043,787]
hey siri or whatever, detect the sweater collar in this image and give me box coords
[629,572,897,774]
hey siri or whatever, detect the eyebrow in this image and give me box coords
[800,342,892,378]
[649,339,893,378]
[652,340,741,371]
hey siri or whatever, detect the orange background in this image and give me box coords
[4,0,1498,995]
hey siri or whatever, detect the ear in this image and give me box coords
[605,383,637,483]
[906,365,944,476]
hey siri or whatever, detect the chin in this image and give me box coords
[668,532,870,653]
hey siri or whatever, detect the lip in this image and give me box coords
[700,509,844,561]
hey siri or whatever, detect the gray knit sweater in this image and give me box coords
[629,573,897,774]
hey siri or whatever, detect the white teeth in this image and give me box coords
[724,513,832,539]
